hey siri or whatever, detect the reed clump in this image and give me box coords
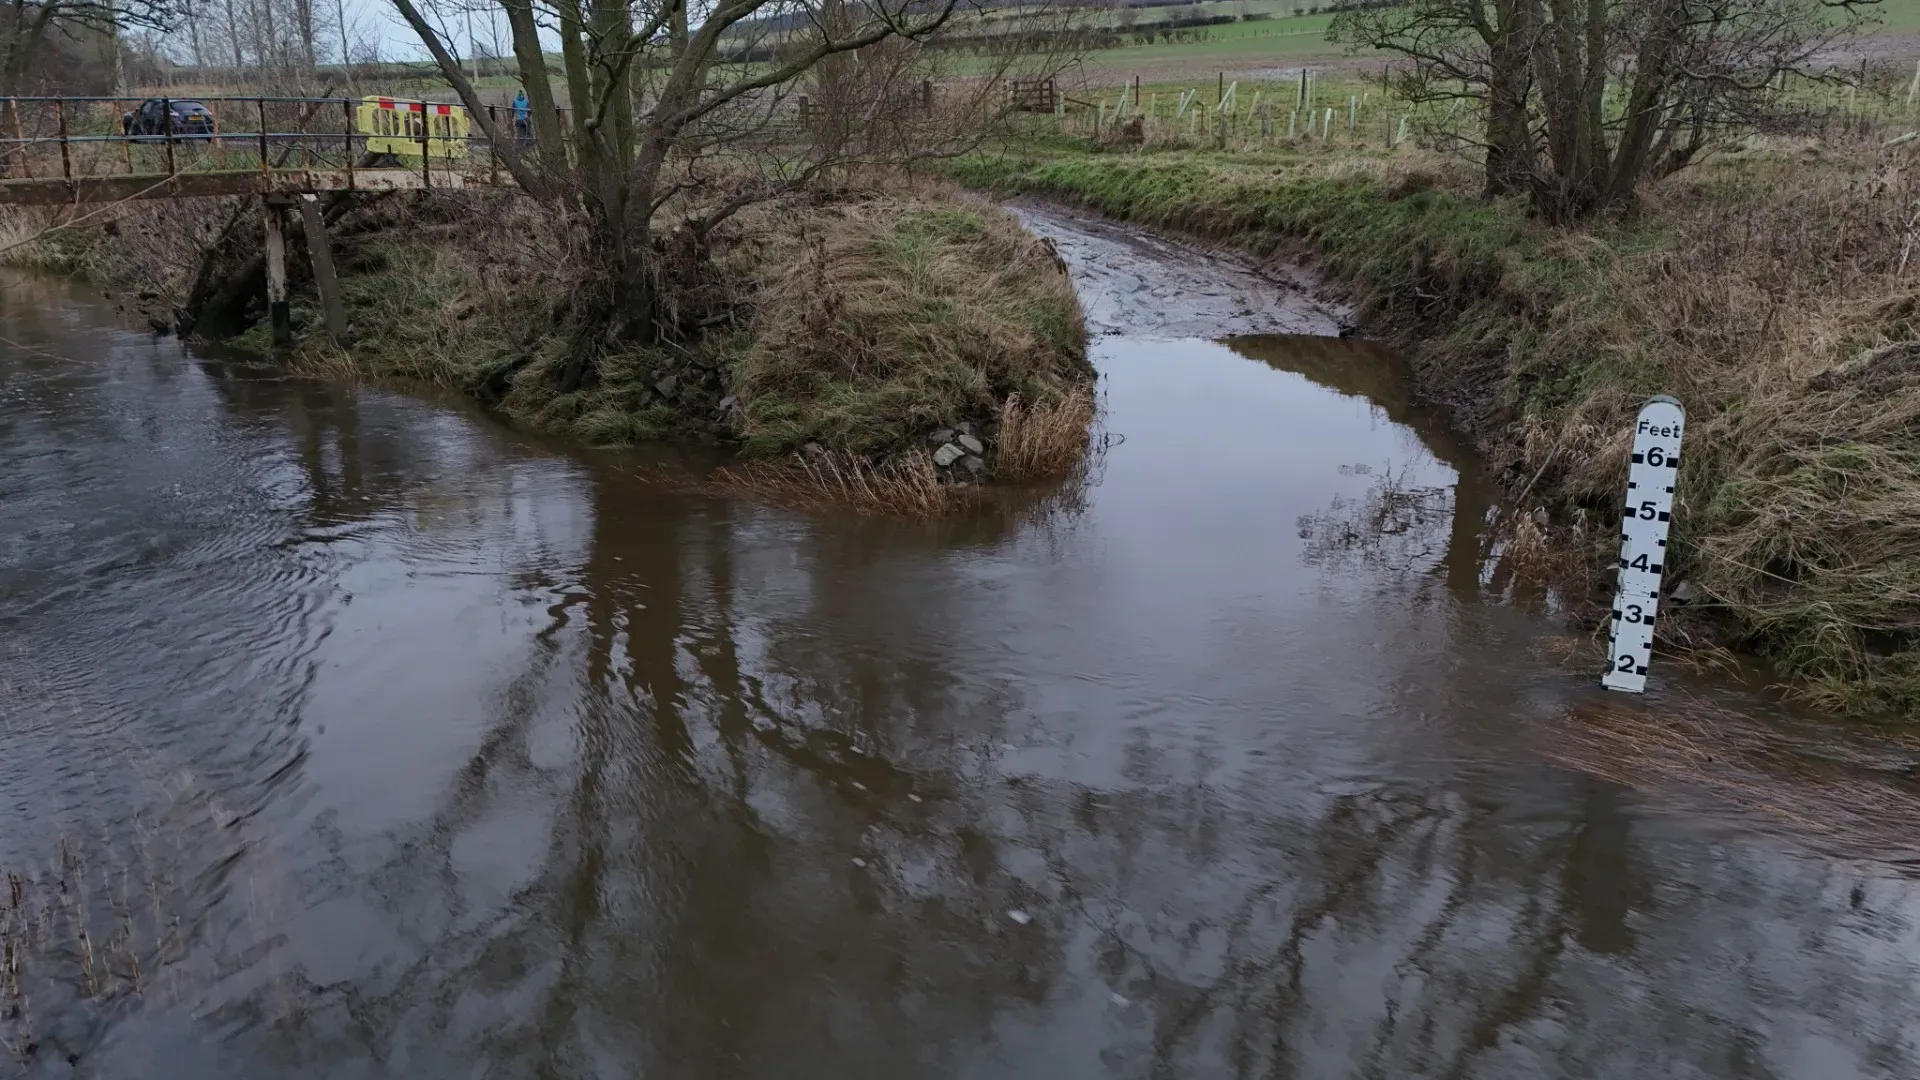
[0,661,296,1067]
[2,831,179,1067]
[996,386,1098,481]
[716,448,960,517]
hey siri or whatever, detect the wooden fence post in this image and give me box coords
[264,202,290,345]
[299,194,348,344]
[55,100,71,182]
[9,98,27,179]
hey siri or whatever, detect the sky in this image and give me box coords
[336,0,501,62]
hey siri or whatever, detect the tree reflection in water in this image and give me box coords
[4,280,1919,1080]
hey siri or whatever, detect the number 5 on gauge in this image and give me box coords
[1603,397,1684,694]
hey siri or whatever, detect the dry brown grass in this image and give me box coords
[996,385,1098,481]
[733,189,1091,460]
[49,181,1095,515]
[715,448,963,517]
[1498,139,1920,713]
[0,195,239,299]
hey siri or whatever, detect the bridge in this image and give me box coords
[0,94,527,206]
[2,93,544,345]
[3,91,821,345]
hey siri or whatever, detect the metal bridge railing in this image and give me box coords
[0,94,565,190]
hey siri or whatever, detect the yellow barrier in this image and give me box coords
[355,96,470,158]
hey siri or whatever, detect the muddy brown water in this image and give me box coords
[3,207,1920,1079]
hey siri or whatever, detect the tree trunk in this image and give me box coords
[590,0,637,171]
[555,0,597,159]
[187,4,206,68]
[813,0,856,152]
[503,0,564,157]
[223,0,244,68]
[96,0,124,95]
[1482,0,1533,197]
[1531,0,1607,220]
[294,0,316,70]
[333,0,354,90]
[258,0,278,69]
[1602,0,1685,207]
[1,0,59,97]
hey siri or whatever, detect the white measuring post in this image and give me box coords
[1601,396,1685,693]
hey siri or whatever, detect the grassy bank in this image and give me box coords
[10,184,1092,510]
[953,137,1920,716]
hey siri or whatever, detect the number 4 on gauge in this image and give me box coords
[1602,396,1684,694]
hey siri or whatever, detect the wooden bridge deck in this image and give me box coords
[0,167,474,206]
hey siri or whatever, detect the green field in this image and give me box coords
[165,0,1920,104]
[1073,0,1920,84]
[1877,0,1920,32]
[1086,18,1350,74]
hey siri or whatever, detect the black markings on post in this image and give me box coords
[1604,398,1685,694]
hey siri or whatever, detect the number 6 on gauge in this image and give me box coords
[1602,396,1685,694]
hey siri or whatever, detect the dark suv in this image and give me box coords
[121,98,215,139]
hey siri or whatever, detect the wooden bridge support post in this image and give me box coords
[264,201,291,345]
[298,194,349,344]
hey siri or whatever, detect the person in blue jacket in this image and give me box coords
[512,90,531,145]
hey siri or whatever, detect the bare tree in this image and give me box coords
[293,0,317,69]
[222,0,245,67]
[388,0,1075,384]
[185,1,206,67]
[0,0,177,94]
[333,0,354,85]
[1337,0,1879,220]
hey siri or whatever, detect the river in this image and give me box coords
[2,207,1918,1079]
